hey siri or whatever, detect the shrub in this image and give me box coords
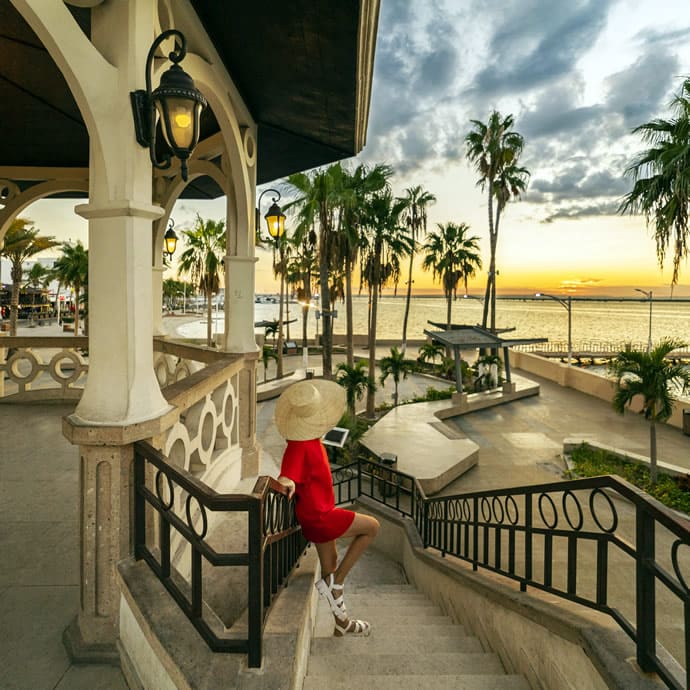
[568,444,690,514]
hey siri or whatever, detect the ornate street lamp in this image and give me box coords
[163,219,178,260]
[257,189,286,242]
[635,288,653,353]
[130,30,207,182]
[257,189,287,377]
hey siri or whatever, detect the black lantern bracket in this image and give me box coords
[256,188,286,245]
[130,30,207,182]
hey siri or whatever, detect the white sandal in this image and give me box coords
[315,573,347,621]
[334,618,371,637]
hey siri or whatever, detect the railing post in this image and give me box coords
[357,456,362,499]
[523,493,532,592]
[247,498,264,668]
[636,505,656,672]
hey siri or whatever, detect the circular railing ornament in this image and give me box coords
[155,470,175,511]
[185,494,208,540]
[538,493,559,530]
[562,490,584,531]
[589,488,618,533]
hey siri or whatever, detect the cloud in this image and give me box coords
[471,0,614,97]
[605,50,679,126]
[541,200,621,223]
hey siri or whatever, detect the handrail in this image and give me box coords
[332,459,690,690]
[133,440,306,667]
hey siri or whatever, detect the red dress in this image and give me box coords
[280,438,355,543]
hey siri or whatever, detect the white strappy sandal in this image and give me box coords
[315,573,348,620]
[334,618,371,637]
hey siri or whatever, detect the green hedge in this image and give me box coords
[568,444,690,514]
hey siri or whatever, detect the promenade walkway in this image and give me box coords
[3,331,690,686]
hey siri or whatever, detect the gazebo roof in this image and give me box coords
[0,1,377,197]
[424,323,548,350]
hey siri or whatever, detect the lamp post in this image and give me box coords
[257,189,286,377]
[635,288,653,353]
[536,292,572,366]
[130,30,207,182]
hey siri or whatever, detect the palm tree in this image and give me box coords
[162,277,186,311]
[24,262,50,290]
[465,111,528,332]
[52,240,88,335]
[336,359,374,416]
[359,188,410,417]
[379,346,415,406]
[285,166,342,378]
[417,341,445,370]
[177,215,226,347]
[399,185,436,355]
[261,344,278,383]
[608,339,690,484]
[421,222,482,329]
[0,218,58,335]
[620,77,690,286]
[338,163,392,366]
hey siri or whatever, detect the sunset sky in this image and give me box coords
[24,0,690,298]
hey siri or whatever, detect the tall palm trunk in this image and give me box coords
[482,181,494,329]
[345,256,355,367]
[319,203,333,379]
[401,252,414,355]
[650,420,658,485]
[9,261,22,335]
[206,287,213,346]
[366,241,382,418]
[319,251,333,379]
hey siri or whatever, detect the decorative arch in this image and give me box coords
[0,178,89,243]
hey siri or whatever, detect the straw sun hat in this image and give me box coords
[274,379,346,441]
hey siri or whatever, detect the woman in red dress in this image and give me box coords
[275,379,379,636]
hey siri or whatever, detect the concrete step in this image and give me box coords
[337,603,447,618]
[307,652,506,677]
[314,620,472,639]
[341,592,432,605]
[310,634,482,655]
[303,675,530,690]
[347,584,417,593]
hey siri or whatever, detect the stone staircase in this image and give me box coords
[304,582,530,689]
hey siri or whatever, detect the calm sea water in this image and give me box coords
[177,295,690,351]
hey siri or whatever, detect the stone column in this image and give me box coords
[220,179,260,475]
[63,442,134,663]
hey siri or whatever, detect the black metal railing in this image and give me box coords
[333,458,690,690]
[133,441,306,667]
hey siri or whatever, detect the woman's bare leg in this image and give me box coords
[314,513,379,635]
[333,513,379,585]
[314,540,338,576]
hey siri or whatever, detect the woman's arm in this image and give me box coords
[277,475,296,500]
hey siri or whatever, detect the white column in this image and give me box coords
[221,183,258,354]
[223,255,258,353]
[73,202,170,424]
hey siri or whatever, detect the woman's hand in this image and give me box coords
[277,475,296,500]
